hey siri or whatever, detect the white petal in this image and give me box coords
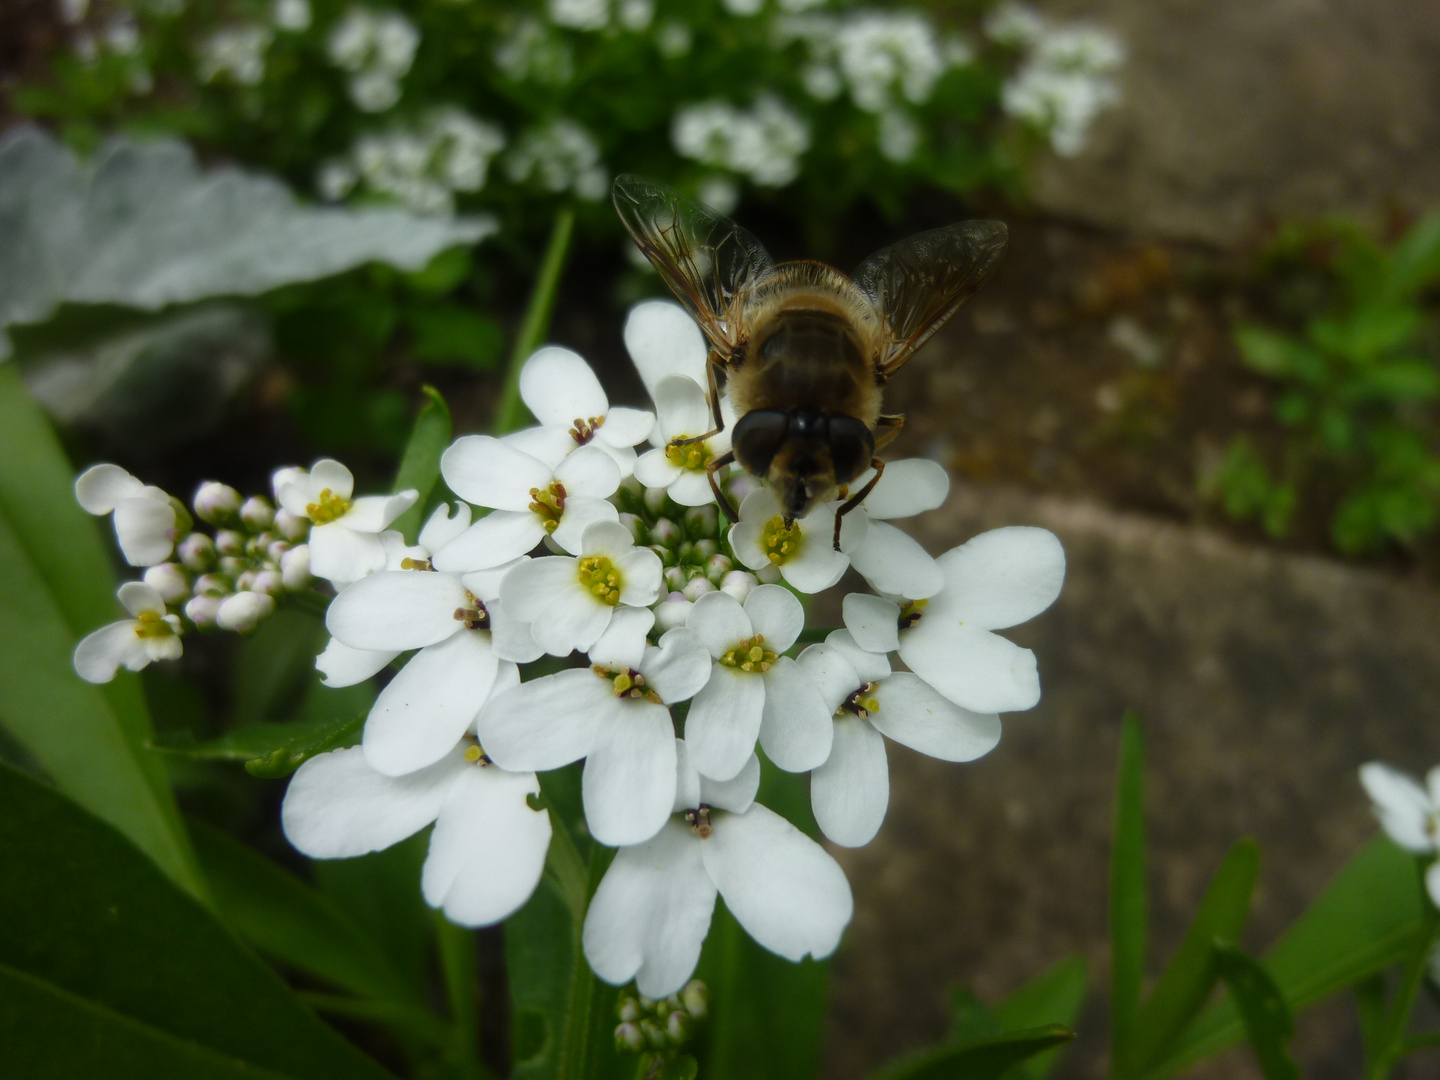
[418,502,473,553]
[823,629,892,682]
[870,673,1001,762]
[275,476,315,518]
[900,621,1041,714]
[310,459,355,500]
[811,717,888,847]
[584,701,677,846]
[668,470,719,508]
[580,519,636,556]
[624,300,709,402]
[431,512,546,572]
[73,620,147,682]
[326,570,468,651]
[674,739,703,814]
[847,521,944,600]
[859,458,949,520]
[555,444,622,499]
[743,584,804,652]
[728,518,769,572]
[114,496,177,566]
[843,593,902,653]
[520,346,609,428]
[476,669,610,771]
[795,643,861,715]
[634,448,684,488]
[617,547,662,607]
[598,406,656,448]
[595,441,639,479]
[582,818,717,997]
[363,632,499,776]
[934,527,1066,631]
[380,531,428,570]
[316,637,398,687]
[1427,862,1440,910]
[118,580,166,617]
[589,606,655,671]
[501,556,612,656]
[422,765,552,927]
[487,598,545,664]
[685,591,752,657]
[703,803,853,962]
[76,464,142,514]
[282,745,453,858]
[309,522,387,585]
[643,627,714,704]
[502,426,575,470]
[343,491,419,532]
[699,752,760,815]
[685,666,765,781]
[550,496,620,555]
[1359,763,1436,853]
[654,376,712,440]
[758,656,834,772]
[441,436,553,510]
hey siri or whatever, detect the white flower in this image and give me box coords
[877,108,921,163]
[695,176,740,215]
[434,438,620,570]
[842,526,1065,714]
[834,13,943,113]
[616,0,653,32]
[549,0,609,31]
[272,0,311,31]
[273,459,418,586]
[76,464,184,567]
[835,458,949,598]
[623,301,711,405]
[327,7,419,111]
[683,585,831,780]
[671,97,809,188]
[999,18,1124,157]
[74,582,183,683]
[317,160,358,201]
[582,740,852,997]
[798,630,999,847]
[477,611,712,845]
[729,487,861,594]
[1359,763,1440,907]
[495,19,575,84]
[500,521,662,657]
[282,741,551,927]
[198,25,273,86]
[655,21,691,59]
[349,70,402,112]
[634,377,733,507]
[504,119,607,200]
[801,63,843,101]
[216,590,276,632]
[722,0,763,15]
[984,2,1046,47]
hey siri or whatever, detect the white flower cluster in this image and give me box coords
[277,300,1065,993]
[72,461,416,683]
[326,6,421,112]
[671,96,811,188]
[319,107,506,214]
[503,119,608,202]
[1361,763,1440,907]
[494,19,576,86]
[545,0,654,34]
[985,2,1124,157]
[198,25,274,87]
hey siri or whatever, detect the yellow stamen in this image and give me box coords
[718,634,777,674]
[578,555,623,606]
[305,488,352,524]
[761,514,800,565]
[528,482,567,534]
[593,664,662,704]
[665,438,711,472]
[133,610,174,640]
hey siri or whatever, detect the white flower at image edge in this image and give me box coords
[634,376,732,507]
[1360,762,1440,906]
[282,741,551,927]
[274,459,417,585]
[844,526,1066,713]
[798,630,1000,847]
[74,582,183,683]
[76,464,183,567]
[582,741,853,997]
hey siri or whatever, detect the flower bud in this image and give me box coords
[726,472,762,505]
[643,485,669,517]
[281,545,312,591]
[266,539,292,563]
[250,569,284,596]
[617,997,641,1023]
[683,504,718,539]
[616,512,647,544]
[756,563,783,585]
[691,538,719,561]
[193,572,232,596]
[215,529,246,556]
[640,1018,666,1050]
[216,591,276,633]
[649,544,676,568]
[177,532,216,572]
[675,540,694,563]
[193,481,242,525]
[614,476,646,515]
[665,1009,691,1045]
[719,569,759,603]
[218,555,246,577]
[663,565,689,593]
[653,593,691,632]
[274,508,309,541]
[185,593,223,629]
[704,553,733,584]
[681,575,714,601]
[680,980,708,1020]
[649,518,681,548]
[143,563,190,604]
[240,496,274,532]
[614,1022,645,1054]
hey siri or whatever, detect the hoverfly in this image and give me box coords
[614,175,1008,549]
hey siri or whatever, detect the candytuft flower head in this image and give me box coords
[729,487,859,594]
[74,582,183,683]
[273,459,418,586]
[515,346,655,477]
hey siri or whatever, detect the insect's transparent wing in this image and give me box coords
[612,175,774,353]
[852,220,1009,376]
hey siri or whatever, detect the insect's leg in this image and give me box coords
[832,458,886,551]
[706,450,738,522]
[873,414,906,452]
[673,350,730,447]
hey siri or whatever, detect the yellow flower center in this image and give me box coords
[718,634,777,674]
[578,555,623,605]
[665,438,711,472]
[305,487,352,524]
[593,664,661,703]
[840,682,882,719]
[133,610,174,640]
[898,598,928,630]
[528,481,567,534]
[570,415,605,445]
[761,515,801,565]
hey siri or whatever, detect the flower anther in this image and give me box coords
[305,487,352,524]
[570,415,605,445]
[400,556,435,571]
[453,591,491,631]
[593,664,662,704]
[898,598,927,630]
[840,682,881,719]
[528,481,568,533]
[684,805,713,839]
[717,634,776,674]
[578,554,623,605]
[134,608,181,642]
[761,515,800,565]
[665,437,711,472]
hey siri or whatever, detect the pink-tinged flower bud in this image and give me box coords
[681,575,714,601]
[274,508,309,541]
[616,512,646,543]
[236,569,258,592]
[653,593,691,632]
[704,553,732,585]
[143,563,190,604]
[663,565,688,592]
[177,532,215,572]
[193,481,242,525]
[215,529,246,556]
[665,1009,690,1045]
[185,593,223,629]
[719,569,758,603]
[250,569,284,596]
[266,539,292,563]
[649,517,681,547]
[192,573,232,596]
[680,980,708,1020]
[218,555,246,577]
[216,591,275,632]
[280,545,312,590]
[614,1022,645,1054]
[616,997,641,1023]
[240,496,274,531]
[683,504,717,539]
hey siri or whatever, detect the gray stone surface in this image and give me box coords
[1027,0,1440,244]
[817,482,1440,1079]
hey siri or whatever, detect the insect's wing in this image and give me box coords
[613,175,774,354]
[853,220,1008,377]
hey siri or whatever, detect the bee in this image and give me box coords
[613,175,1008,549]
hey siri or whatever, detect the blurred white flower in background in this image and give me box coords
[672,96,810,187]
[327,6,420,112]
[272,0,312,32]
[495,19,575,85]
[549,0,610,32]
[504,119,608,200]
[198,25,273,86]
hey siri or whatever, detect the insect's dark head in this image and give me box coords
[732,409,874,523]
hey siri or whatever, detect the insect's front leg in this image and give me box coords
[832,458,886,551]
[671,349,730,447]
[705,450,738,522]
[873,414,905,452]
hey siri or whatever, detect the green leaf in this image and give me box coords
[1234,325,1302,378]
[1122,838,1259,1076]
[389,385,453,543]
[234,608,326,724]
[1354,973,1388,1065]
[658,1054,700,1080]
[865,1026,1077,1080]
[151,712,365,778]
[1343,360,1440,404]
[0,364,203,897]
[506,876,576,1080]
[407,307,505,369]
[1143,837,1425,1078]
[0,762,394,1079]
[1212,942,1301,1080]
[1382,210,1440,300]
[993,957,1087,1080]
[951,988,1004,1041]
[1110,711,1147,1064]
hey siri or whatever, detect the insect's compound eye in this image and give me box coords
[732,409,790,478]
[826,416,874,485]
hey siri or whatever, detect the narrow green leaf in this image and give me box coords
[866,1026,1077,1080]
[496,208,575,434]
[0,763,394,1080]
[951,988,1004,1041]
[150,712,364,778]
[435,914,481,1068]
[993,956,1088,1080]
[1123,838,1260,1076]
[1354,973,1388,1066]
[1213,942,1301,1080]
[1110,711,1147,1066]
[390,385,453,542]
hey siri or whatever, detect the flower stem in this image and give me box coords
[495,207,576,435]
[1363,860,1439,1080]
